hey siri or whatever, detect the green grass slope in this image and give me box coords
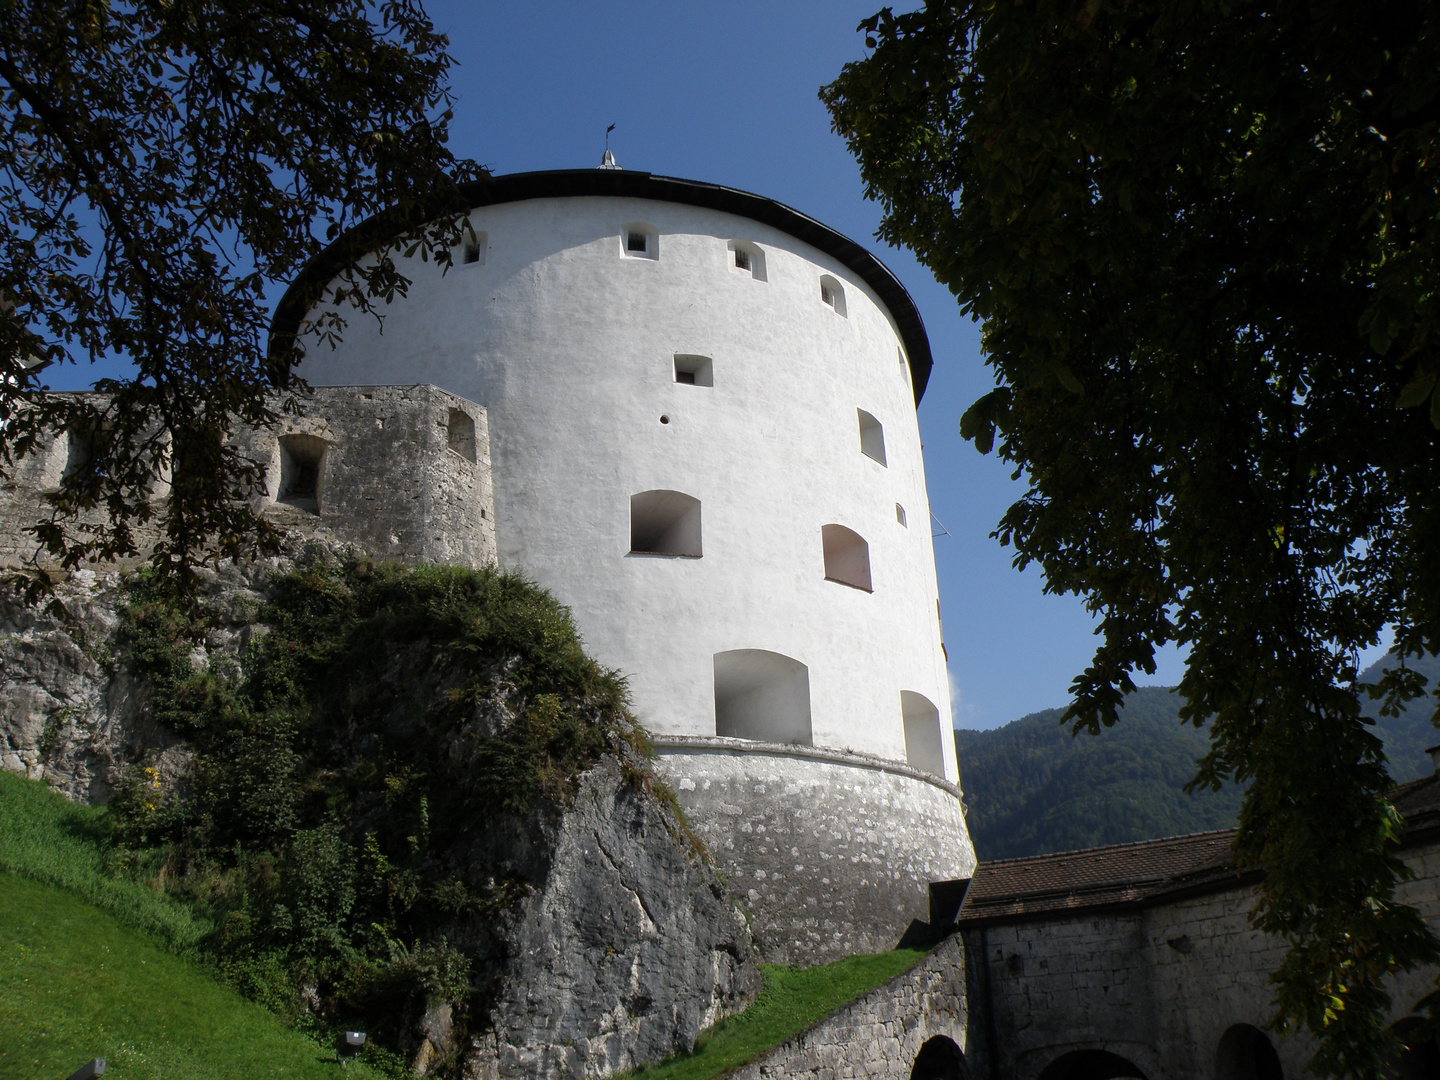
[624,948,926,1080]
[0,770,207,952]
[0,873,380,1080]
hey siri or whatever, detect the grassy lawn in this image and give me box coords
[0,770,208,952]
[622,947,928,1080]
[0,872,383,1080]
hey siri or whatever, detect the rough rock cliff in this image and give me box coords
[0,550,757,1079]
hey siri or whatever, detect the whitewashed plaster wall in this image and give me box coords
[293,193,955,781]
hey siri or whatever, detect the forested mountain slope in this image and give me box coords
[956,656,1440,861]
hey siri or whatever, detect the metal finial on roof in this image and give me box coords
[599,123,620,169]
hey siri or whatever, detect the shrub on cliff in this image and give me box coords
[107,554,647,1074]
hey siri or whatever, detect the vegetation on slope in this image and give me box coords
[0,873,382,1080]
[958,667,1440,862]
[624,949,927,1080]
[67,555,646,1074]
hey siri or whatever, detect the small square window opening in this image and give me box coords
[627,231,648,253]
[735,248,752,271]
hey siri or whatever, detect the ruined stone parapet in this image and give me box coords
[0,383,495,573]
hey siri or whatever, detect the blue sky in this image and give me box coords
[48,1,1199,728]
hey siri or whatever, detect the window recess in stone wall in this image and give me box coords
[822,523,872,591]
[819,275,847,316]
[447,408,477,462]
[901,692,945,777]
[277,433,327,513]
[673,354,714,387]
[713,649,812,745]
[622,222,659,260]
[461,229,487,265]
[727,240,767,281]
[630,490,702,556]
[857,409,887,466]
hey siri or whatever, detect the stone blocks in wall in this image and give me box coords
[729,934,973,1080]
[654,735,975,966]
[0,384,495,573]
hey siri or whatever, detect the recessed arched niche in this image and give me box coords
[857,409,887,466]
[910,1036,969,1080]
[1037,1049,1149,1080]
[630,490,702,557]
[727,239,767,281]
[819,274,847,316]
[822,524,872,591]
[1216,1024,1284,1080]
[901,691,944,777]
[713,649,812,745]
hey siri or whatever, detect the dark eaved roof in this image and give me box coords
[958,772,1440,927]
[270,169,935,405]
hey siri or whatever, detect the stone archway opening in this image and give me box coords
[1217,1023,1284,1080]
[1037,1048,1148,1080]
[910,1035,968,1080]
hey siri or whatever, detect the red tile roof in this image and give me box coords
[957,773,1440,926]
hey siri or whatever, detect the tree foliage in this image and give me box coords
[823,1,1440,1074]
[0,0,480,587]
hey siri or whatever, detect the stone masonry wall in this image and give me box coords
[731,933,973,1080]
[965,841,1440,1080]
[0,384,494,572]
[654,736,974,967]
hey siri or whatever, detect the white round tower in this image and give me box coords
[275,168,975,963]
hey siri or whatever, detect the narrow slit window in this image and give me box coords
[896,503,907,527]
[623,222,659,260]
[630,490,702,557]
[713,649,812,745]
[821,524,872,592]
[461,230,487,265]
[858,409,887,466]
[673,354,714,387]
[819,275,847,316]
[447,408,477,462]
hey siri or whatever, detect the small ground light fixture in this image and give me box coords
[67,1061,106,1080]
[340,1030,367,1065]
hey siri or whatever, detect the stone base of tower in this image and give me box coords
[652,736,975,967]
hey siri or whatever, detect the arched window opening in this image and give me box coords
[727,240,767,281]
[896,503,908,527]
[622,222,659,260]
[858,409,887,465]
[277,433,327,513]
[630,490,702,557]
[447,408,477,462]
[1037,1049,1148,1080]
[901,692,945,777]
[1391,1017,1440,1080]
[674,354,714,387]
[910,1036,969,1080]
[822,524,871,592]
[1217,1024,1284,1080]
[819,274,848,316]
[461,229,487,265]
[713,649,811,745]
